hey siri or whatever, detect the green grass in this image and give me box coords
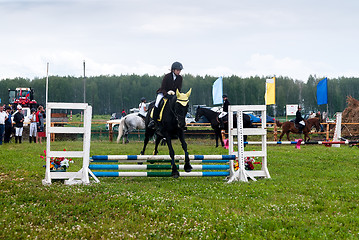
[1,139,359,239]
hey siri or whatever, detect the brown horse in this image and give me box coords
[276,118,321,142]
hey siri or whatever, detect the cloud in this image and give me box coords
[242,54,325,81]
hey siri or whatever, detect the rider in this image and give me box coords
[148,61,183,129]
[138,97,147,119]
[295,106,305,133]
[218,94,230,129]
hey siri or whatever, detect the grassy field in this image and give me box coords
[1,139,359,239]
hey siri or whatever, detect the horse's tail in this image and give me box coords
[275,120,283,127]
[116,117,126,143]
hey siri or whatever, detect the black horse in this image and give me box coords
[140,89,193,178]
[195,106,252,147]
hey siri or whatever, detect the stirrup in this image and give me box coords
[148,119,156,129]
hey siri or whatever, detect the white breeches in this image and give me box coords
[218,112,227,118]
[15,127,23,136]
[155,93,164,108]
[30,123,37,137]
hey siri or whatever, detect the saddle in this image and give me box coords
[150,97,169,122]
[138,113,146,121]
[216,114,228,124]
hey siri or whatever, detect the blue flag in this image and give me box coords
[212,77,223,105]
[317,78,328,105]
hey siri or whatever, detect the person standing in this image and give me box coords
[29,108,37,143]
[4,106,13,143]
[0,105,7,145]
[13,105,24,144]
[295,106,305,133]
[138,97,147,118]
[121,109,127,117]
[36,105,45,144]
[148,61,184,129]
[218,94,230,129]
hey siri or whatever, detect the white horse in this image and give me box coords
[113,113,146,144]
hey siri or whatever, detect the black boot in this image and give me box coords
[219,118,225,129]
[19,136,22,144]
[29,136,32,143]
[15,136,18,144]
[33,137,36,143]
[148,107,160,129]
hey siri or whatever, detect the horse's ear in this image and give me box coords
[186,88,192,98]
[176,89,180,98]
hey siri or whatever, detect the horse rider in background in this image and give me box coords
[218,94,230,129]
[148,61,184,129]
[295,106,305,133]
[138,97,147,119]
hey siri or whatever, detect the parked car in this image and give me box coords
[265,115,275,123]
[185,113,196,124]
[247,113,275,124]
[247,113,261,123]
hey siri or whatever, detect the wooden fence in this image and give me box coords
[47,121,358,142]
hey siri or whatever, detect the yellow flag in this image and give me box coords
[265,77,275,105]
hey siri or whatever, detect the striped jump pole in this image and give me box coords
[243,140,359,145]
[90,155,236,178]
[91,155,236,161]
[92,172,230,177]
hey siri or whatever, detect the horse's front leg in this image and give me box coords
[178,130,192,172]
[286,132,290,141]
[140,132,150,155]
[165,136,179,178]
[153,135,161,155]
[214,128,220,147]
[218,129,224,147]
[279,132,285,141]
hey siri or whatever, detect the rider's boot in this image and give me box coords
[148,106,159,129]
[219,118,225,129]
[299,124,304,134]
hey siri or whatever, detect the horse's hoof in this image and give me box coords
[171,170,180,178]
[140,151,144,155]
[184,163,192,172]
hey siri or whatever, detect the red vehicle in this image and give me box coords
[8,87,38,109]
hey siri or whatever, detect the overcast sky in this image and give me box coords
[1,0,358,81]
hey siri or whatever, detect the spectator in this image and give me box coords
[13,105,24,144]
[0,105,7,145]
[4,106,12,143]
[29,108,37,143]
[36,105,45,144]
[121,109,127,117]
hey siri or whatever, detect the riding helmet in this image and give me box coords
[141,97,146,102]
[171,62,183,71]
[222,94,228,98]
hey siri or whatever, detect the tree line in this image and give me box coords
[0,74,358,117]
